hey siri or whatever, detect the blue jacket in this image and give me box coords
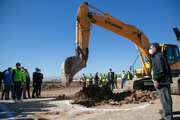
[3,71,12,85]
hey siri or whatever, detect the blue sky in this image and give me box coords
[0,0,180,79]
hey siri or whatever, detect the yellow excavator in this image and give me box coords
[61,2,180,94]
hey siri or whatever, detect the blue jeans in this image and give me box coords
[94,80,98,85]
[121,79,125,88]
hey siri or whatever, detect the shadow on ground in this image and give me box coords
[0,96,58,120]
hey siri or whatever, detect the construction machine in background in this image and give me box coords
[61,2,180,94]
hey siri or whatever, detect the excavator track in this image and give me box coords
[126,77,180,95]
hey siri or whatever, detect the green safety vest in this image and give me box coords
[122,73,125,79]
[99,75,102,80]
[102,76,107,82]
[151,69,154,82]
[128,74,130,80]
[82,76,86,82]
[114,74,117,80]
[22,72,27,82]
[89,75,93,81]
[14,68,22,82]
[133,74,138,79]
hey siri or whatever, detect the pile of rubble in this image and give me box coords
[70,85,158,107]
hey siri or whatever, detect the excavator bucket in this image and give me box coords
[61,56,86,86]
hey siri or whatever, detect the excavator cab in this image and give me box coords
[162,44,180,65]
[135,44,180,77]
[161,44,180,76]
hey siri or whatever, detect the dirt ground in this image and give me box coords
[0,83,180,120]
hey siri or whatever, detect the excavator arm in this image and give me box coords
[61,2,151,85]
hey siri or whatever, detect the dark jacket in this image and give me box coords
[26,73,30,84]
[0,71,7,88]
[151,51,172,84]
[39,73,43,83]
[0,71,1,88]
[94,74,99,81]
[1,70,8,86]
[108,72,114,82]
[33,72,40,85]
[126,73,133,80]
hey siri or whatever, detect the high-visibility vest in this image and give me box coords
[22,72,27,82]
[151,69,154,82]
[89,75,93,81]
[114,74,117,80]
[128,74,130,80]
[99,75,102,81]
[133,74,138,79]
[102,76,107,82]
[122,73,125,79]
[82,76,86,82]
[14,68,22,82]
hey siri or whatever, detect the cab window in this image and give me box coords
[163,45,180,65]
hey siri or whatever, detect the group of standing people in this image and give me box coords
[81,72,110,88]
[0,62,43,102]
[121,70,133,89]
[81,68,132,90]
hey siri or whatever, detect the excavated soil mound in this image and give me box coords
[70,85,158,107]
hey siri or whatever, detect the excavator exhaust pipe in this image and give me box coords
[61,56,86,86]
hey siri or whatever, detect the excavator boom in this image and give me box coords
[61,2,151,85]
